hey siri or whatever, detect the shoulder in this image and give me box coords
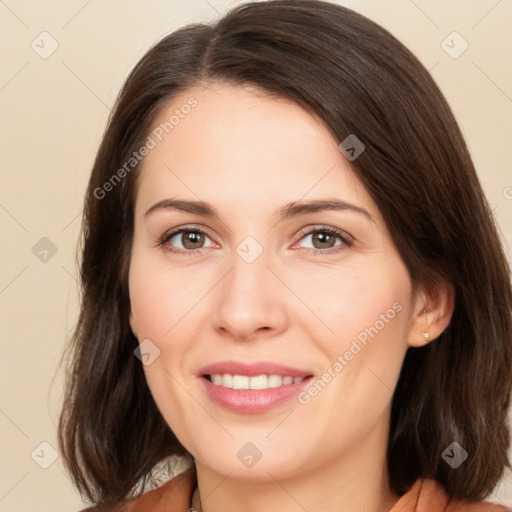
[79,467,197,512]
[390,478,510,512]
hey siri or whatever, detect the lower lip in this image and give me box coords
[199,376,313,414]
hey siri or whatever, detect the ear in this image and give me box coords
[407,280,455,348]
[129,311,138,339]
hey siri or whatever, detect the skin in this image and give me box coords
[128,82,454,512]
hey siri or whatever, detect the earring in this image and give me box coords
[422,332,429,341]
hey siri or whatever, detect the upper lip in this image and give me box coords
[198,360,314,378]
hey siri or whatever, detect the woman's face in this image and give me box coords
[128,82,422,481]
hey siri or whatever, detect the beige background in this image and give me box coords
[1,0,511,510]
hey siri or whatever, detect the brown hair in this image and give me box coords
[58,0,512,507]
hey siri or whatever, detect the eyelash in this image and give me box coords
[157,225,354,257]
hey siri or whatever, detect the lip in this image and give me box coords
[198,360,313,379]
[197,360,314,414]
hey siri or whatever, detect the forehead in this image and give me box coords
[135,82,374,219]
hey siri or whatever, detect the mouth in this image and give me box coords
[197,361,314,413]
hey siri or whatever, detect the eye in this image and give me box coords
[292,226,353,256]
[158,226,216,255]
[157,224,353,257]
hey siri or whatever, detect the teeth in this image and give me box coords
[211,374,223,386]
[209,374,304,389]
[222,374,233,388]
[249,374,267,389]
[232,375,249,389]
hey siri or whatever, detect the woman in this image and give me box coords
[58,1,512,511]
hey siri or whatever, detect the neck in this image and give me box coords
[191,420,399,512]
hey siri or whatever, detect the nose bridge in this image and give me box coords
[212,235,287,339]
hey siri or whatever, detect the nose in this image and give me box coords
[211,242,288,342]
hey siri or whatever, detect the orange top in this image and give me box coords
[81,467,509,511]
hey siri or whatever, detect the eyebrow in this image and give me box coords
[144,198,375,223]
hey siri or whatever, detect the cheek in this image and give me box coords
[128,250,204,429]
[298,258,413,406]
[129,270,195,443]
[128,249,197,339]
[291,257,411,347]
